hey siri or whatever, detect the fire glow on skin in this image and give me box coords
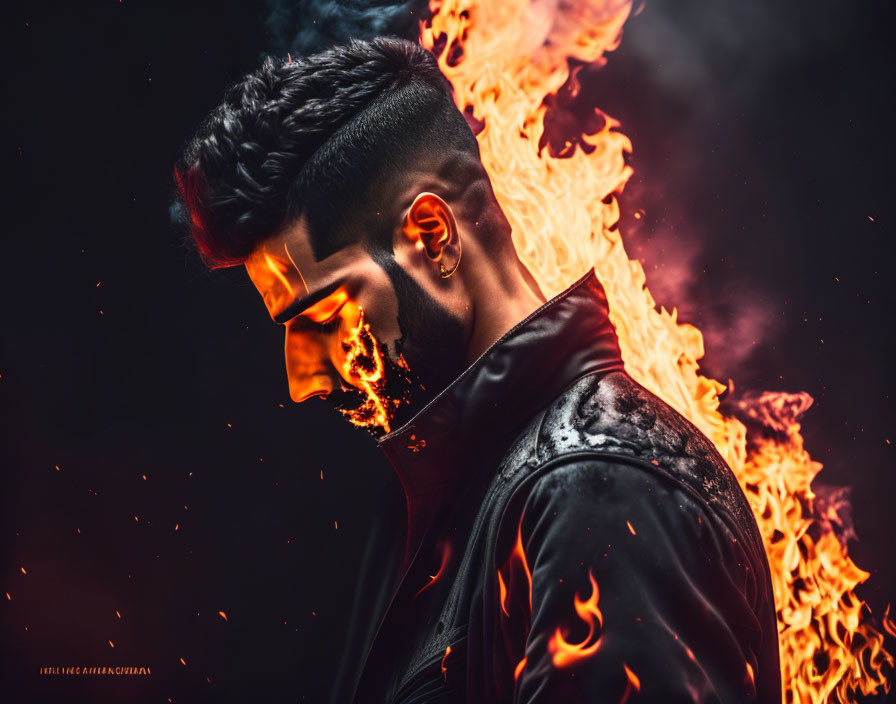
[244,241,407,434]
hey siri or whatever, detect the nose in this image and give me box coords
[289,373,335,403]
[284,326,341,404]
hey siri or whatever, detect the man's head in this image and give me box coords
[173,37,516,434]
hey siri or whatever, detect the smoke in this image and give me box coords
[597,0,845,381]
[263,0,430,56]
[621,0,836,116]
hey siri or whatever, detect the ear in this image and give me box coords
[402,192,462,277]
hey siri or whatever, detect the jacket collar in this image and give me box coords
[377,268,625,565]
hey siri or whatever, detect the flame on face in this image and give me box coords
[548,569,603,668]
[245,247,307,320]
[263,253,295,297]
[421,0,894,700]
[338,307,393,433]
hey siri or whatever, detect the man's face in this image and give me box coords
[244,215,466,435]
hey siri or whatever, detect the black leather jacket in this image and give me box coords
[336,270,781,703]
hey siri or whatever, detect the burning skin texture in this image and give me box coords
[244,237,447,437]
[335,309,418,434]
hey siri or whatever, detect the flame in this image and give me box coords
[548,569,603,668]
[499,515,534,674]
[498,514,533,614]
[441,645,452,681]
[621,663,641,703]
[497,569,509,617]
[262,253,295,298]
[414,541,453,599]
[421,0,894,700]
[339,307,392,433]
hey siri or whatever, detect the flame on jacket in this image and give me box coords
[548,568,603,668]
[414,541,453,599]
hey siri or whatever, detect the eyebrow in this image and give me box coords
[273,280,343,324]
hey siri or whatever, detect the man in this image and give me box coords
[174,37,781,703]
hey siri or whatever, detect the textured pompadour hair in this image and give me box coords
[173,36,479,267]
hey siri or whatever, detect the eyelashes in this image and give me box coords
[318,314,343,333]
[284,312,342,333]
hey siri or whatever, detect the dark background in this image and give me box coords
[2,0,894,702]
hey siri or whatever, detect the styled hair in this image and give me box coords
[173,36,479,267]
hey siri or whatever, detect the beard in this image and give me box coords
[329,250,467,437]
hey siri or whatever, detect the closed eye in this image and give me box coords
[318,312,342,332]
[285,312,343,333]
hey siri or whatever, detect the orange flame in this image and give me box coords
[421,0,894,700]
[548,569,603,668]
[498,514,532,614]
[497,569,509,617]
[621,663,641,703]
[414,541,453,599]
[339,307,392,433]
[441,645,452,681]
[514,521,532,611]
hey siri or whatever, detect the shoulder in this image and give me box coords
[520,456,714,547]
[531,370,725,475]
[497,370,762,549]
[513,456,758,599]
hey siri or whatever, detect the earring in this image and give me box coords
[439,237,462,279]
[440,257,460,279]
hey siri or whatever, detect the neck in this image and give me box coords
[463,245,547,365]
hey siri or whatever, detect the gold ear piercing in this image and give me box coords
[440,258,460,279]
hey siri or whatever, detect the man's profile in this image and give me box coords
[173,36,781,703]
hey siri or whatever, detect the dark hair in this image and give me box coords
[173,36,479,268]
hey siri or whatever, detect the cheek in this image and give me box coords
[348,267,403,357]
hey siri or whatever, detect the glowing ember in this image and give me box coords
[339,307,393,433]
[548,569,603,668]
[514,656,527,681]
[421,0,894,699]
